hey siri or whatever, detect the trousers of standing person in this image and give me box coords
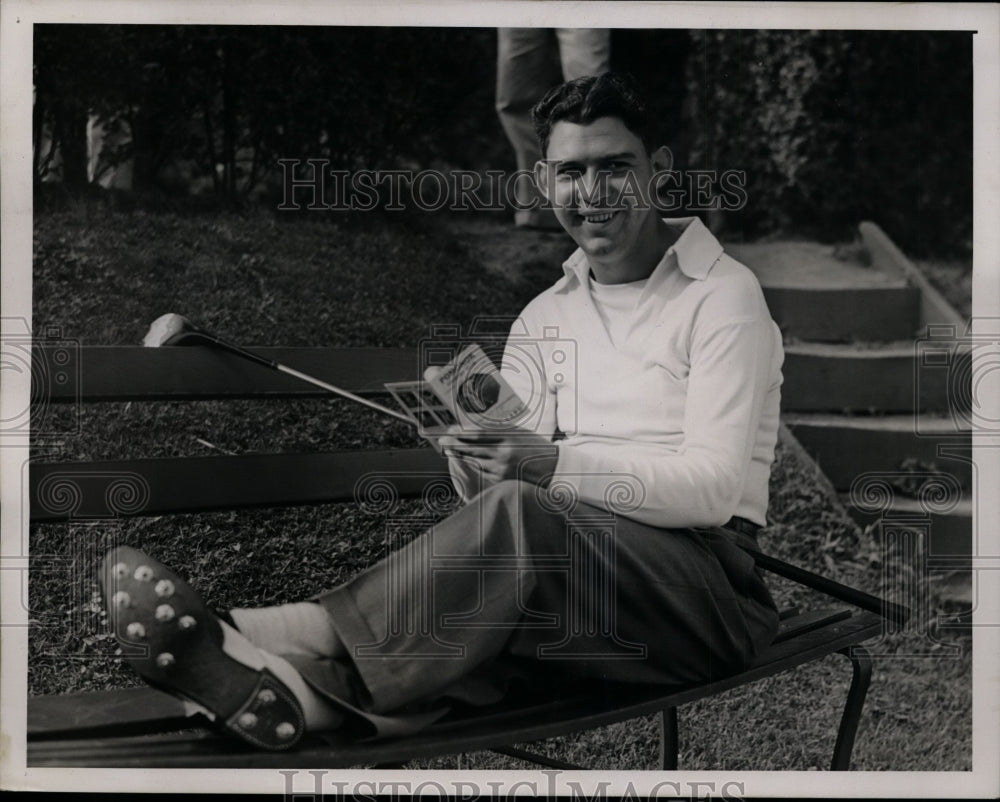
[496,28,611,227]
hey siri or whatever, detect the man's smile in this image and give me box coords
[578,209,621,225]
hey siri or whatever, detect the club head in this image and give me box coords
[143,313,201,347]
[161,330,219,347]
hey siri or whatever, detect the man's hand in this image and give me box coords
[437,426,559,488]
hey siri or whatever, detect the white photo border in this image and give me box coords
[2,1,997,797]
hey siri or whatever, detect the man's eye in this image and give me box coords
[557,169,582,179]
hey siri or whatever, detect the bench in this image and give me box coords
[26,343,906,770]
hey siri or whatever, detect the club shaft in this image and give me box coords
[172,328,417,427]
[275,364,416,425]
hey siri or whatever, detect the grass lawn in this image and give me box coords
[28,196,971,770]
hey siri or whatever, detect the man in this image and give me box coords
[102,72,784,751]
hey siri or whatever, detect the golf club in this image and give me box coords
[143,313,417,426]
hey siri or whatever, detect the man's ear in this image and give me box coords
[650,145,673,173]
[533,159,553,203]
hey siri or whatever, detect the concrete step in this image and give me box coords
[782,342,972,414]
[761,286,921,343]
[727,240,921,342]
[783,413,972,491]
[840,492,973,558]
[859,221,967,331]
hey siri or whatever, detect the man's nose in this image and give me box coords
[574,168,607,208]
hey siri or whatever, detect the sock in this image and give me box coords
[211,621,343,731]
[229,602,344,659]
[214,607,237,629]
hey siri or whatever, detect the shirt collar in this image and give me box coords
[559,216,724,288]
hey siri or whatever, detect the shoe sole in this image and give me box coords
[100,546,305,751]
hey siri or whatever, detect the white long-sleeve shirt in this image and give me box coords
[498,216,784,529]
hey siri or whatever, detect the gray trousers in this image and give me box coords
[496,28,612,206]
[287,480,779,738]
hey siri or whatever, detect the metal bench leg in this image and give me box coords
[660,706,679,770]
[831,645,873,770]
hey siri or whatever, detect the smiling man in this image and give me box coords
[537,115,674,282]
[444,73,784,532]
[101,72,785,751]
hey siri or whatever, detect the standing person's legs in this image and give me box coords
[495,28,612,228]
[496,28,558,226]
[554,28,611,82]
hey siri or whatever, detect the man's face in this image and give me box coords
[537,116,660,265]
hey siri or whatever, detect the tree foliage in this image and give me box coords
[684,30,972,257]
[33,26,972,256]
[33,25,498,200]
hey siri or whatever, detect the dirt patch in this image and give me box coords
[430,212,577,288]
[725,239,908,289]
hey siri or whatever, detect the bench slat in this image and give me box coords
[772,607,852,643]
[30,449,449,522]
[28,686,190,739]
[27,609,882,766]
[35,345,418,402]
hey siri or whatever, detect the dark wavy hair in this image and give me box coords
[530,72,652,157]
